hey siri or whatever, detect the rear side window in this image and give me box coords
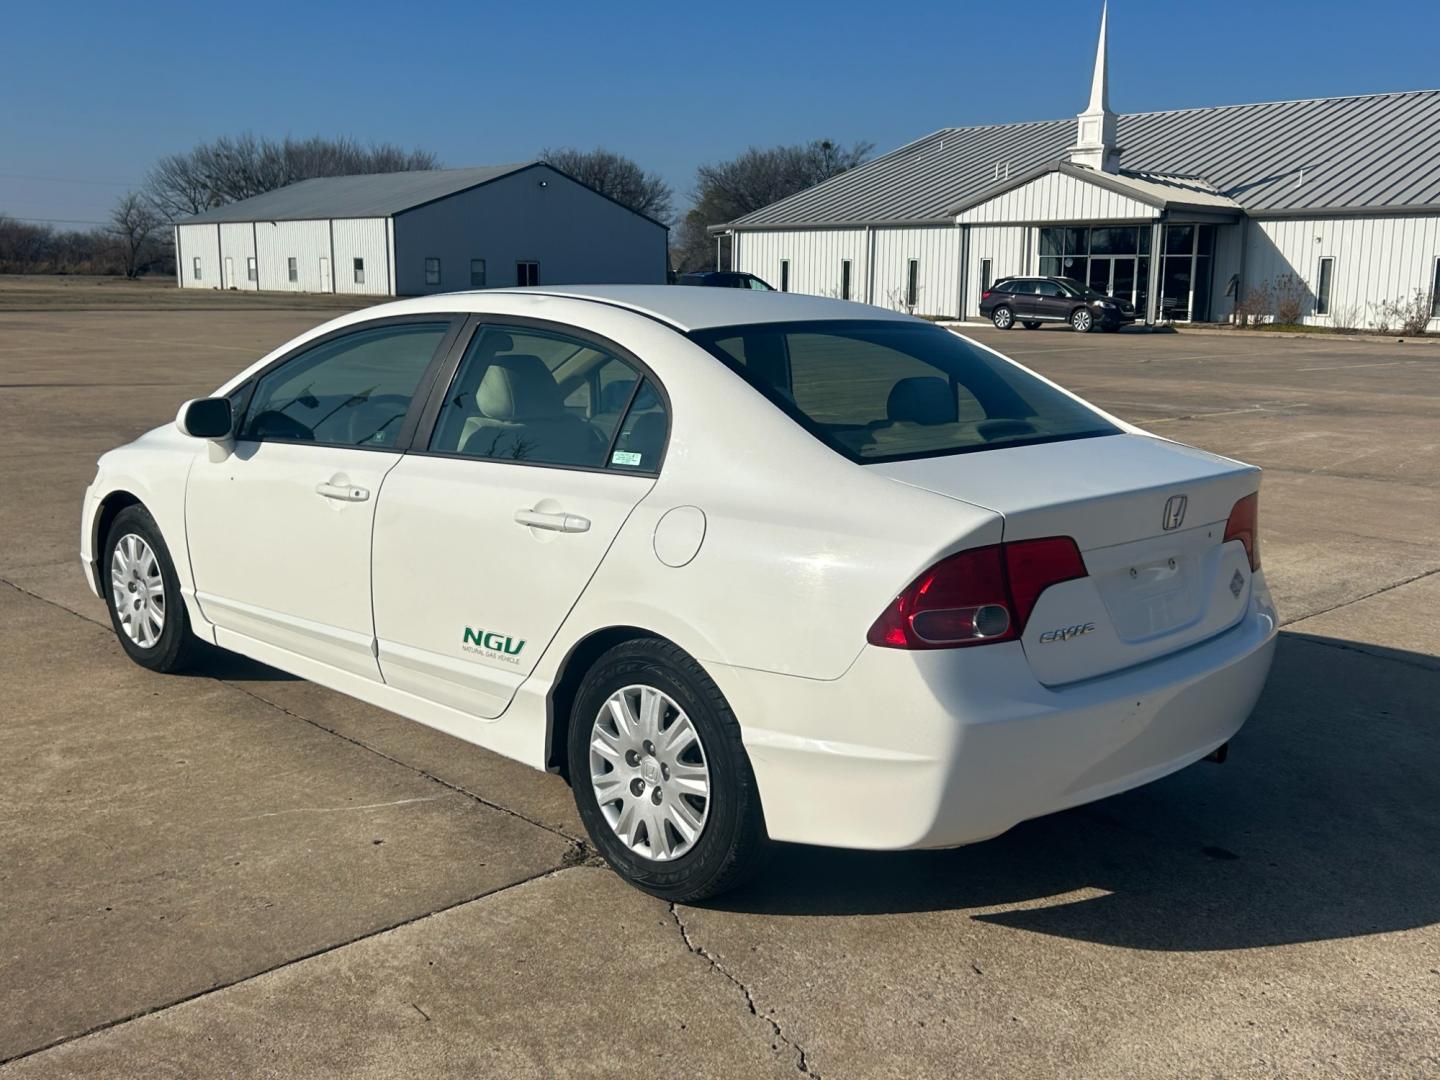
[429,325,667,472]
[241,322,449,448]
[690,320,1117,464]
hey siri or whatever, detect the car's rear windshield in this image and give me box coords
[689,319,1119,464]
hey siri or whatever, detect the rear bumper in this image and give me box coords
[712,572,1277,850]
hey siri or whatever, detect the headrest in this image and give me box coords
[886,376,957,425]
[476,355,563,420]
[477,330,513,354]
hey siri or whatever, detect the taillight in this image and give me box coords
[1224,492,1260,571]
[981,289,992,301]
[867,537,1087,650]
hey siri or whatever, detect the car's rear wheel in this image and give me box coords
[568,638,768,901]
[1022,321,1042,330]
[1070,308,1095,333]
[991,306,1014,330]
[103,504,202,673]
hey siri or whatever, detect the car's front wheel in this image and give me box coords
[103,504,202,673]
[1071,307,1095,333]
[568,638,768,901]
[991,306,1014,330]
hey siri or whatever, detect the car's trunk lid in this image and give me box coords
[869,434,1259,686]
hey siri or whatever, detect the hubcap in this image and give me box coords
[589,684,710,862]
[110,533,165,648]
[1075,311,1092,331]
[995,309,1011,328]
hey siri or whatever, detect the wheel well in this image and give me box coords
[93,491,142,578]
[545,625,674,782]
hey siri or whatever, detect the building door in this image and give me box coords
[319,256,331,293]
[223,256,234,289]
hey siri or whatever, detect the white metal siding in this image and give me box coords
[254,221,333,293]
[177,223,222,289]
[963,225,1031,317]
[392,165,666,296]
[219,222,258,291]
[331,218,391,296]
[870,226,961,317]
[1244,214,1440,328]
[958,171,1158,225]
[732,229,869,301]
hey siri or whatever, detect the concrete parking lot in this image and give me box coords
[1,286,1437,1079]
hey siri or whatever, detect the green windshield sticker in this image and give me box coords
[611,450,643,467]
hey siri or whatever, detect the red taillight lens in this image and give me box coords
[981,289,992,301]
[867,537,1087,650]
[1224,492,1260,571]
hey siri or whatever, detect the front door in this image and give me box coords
[223,256,234,289]
[319,256,332,293]
[1032,279,1070,320]
[186,318,457,678]
[372,322,670,730]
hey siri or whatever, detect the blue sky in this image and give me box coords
[4,0,1439,227]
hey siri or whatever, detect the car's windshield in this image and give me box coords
[689,320,1119,464]
[1056,277,1107,300]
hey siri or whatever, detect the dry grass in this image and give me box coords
[0,274,380,312]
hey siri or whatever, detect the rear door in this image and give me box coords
[1006,281,1039,319]
[186,317,460,678]
[371,320,670,720]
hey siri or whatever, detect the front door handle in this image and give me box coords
[514,508,590,533]
[316,481,370,502]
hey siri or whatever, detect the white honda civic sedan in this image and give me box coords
[81,286,1276,900]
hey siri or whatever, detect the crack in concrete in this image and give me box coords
[669,903,819,1078]
[1280,565,1440,627]
[0,865,580,1070]
[233,795,448,821]
[220,679,589,853]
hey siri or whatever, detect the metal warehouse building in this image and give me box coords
[175,162,668,296]
[716,5,1440,330]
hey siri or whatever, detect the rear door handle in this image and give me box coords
[514,509,590,533]
[316,481,370,502]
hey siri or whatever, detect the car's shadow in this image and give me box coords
[708,631,1440,952]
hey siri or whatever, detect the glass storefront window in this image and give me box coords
[1039,228,1062,257]
[1165,225,1194,255]
[1090,227,1138,255]
[1064,228,1088,256]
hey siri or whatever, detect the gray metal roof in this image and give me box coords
[178,163,536,223]
[724,90,1440,228]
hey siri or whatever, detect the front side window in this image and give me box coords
[241,321,450,448]
[691,319,1117,464]
[429,325,667,472]
[425,257,441,286]
[353,258,365,285]
[1316,257,1334,316]
[471,259,486,288]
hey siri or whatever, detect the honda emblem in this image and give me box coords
[1162,494,1188,531]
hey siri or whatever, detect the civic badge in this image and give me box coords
[1230,569,1245,598]
[1162,494,1188,531]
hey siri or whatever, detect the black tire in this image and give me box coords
[102,504,203,673]
[1070,307,1096,333]
[1022,321,1042,330]
[568,638,768,902]
[991,306,1014,330]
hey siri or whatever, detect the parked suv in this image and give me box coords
[674,271,774,290]
[980,276,1136,332]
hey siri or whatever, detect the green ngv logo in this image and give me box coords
[462,627,526,656]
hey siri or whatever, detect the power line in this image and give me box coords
[0,171,140,187]
[3,216,111,226]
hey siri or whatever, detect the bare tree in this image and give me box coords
[145,134,441,222]
[108,192,165,278]
[672,139,873,272]
[539,147,673,222]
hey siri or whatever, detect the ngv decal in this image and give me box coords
[462,627,526,660]
[1038,622,1096,644]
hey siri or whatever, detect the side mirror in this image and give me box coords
[176,397,233,440]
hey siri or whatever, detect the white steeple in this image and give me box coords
[1069,1,1121,172]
